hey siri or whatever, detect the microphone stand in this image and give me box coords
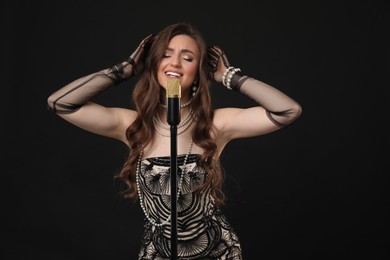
[170,125,178,260]
[166,79,181,260]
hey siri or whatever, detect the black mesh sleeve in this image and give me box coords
[47,63,130,114]
[233,74,302,127]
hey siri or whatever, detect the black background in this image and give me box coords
[2,1,388,259]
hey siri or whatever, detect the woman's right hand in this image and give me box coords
[125,34,155,76]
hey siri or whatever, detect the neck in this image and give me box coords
[160,97,192,109]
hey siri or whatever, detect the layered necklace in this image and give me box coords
[135,138,194,227]
[138,98,195,226]
[152,108,195,137]
[160,98,193,109]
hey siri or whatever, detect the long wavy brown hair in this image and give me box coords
[115,22,226,205]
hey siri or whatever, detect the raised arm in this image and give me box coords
[47,34,154,142]
[207,45,302,141]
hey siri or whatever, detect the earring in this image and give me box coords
[192,79,198,96]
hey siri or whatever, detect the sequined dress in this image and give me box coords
[137,154,242,259]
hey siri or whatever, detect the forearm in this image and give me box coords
[230,72,302,127]
[207,46,302,127]
[47,62,132,114]
[47,33,154,114]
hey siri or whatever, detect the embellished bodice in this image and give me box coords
[137,154,243,259]
[138,154,212,234]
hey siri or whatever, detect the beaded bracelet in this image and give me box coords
[223,67,241,90]
[222,66,234,87]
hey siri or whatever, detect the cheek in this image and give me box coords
[185,65,198,82]
[188,64,198,76]
[157,74,166,89]
[157,64,166,88]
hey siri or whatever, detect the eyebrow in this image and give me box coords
[166,47,196,55]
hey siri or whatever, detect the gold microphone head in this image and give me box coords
[166,78,181,98]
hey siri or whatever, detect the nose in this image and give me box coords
[171,54,181,67]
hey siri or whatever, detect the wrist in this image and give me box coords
[221,66,247,91]
[231,74,250,92]
[108,61,133,85]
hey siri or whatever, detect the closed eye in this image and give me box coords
[162,53,194,62]
[183,56,193,62]
[164,47,196,62]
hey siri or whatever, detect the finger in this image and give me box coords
[142,34,154,43]
[207,49,220,64]
[207,54,219,65]
[208,47,220,58]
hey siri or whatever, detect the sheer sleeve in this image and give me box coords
[47,62,131,114]
[233,74,302,127]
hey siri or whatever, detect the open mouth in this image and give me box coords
[165,71,182,78]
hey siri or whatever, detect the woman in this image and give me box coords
[47,22,302,259]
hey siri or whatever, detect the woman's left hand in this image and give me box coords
[207,45,230,83]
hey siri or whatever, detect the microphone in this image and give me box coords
[166,78,181,257]
[166,78,181,126]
